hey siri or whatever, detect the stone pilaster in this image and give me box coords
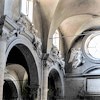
[0,15,16,99]
[42,66,49,100]
[0,38,6,100]
[41,54,49,100]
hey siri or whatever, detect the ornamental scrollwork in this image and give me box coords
[16,15,36,34]
[47,45,65,75]
[32,34,42,58]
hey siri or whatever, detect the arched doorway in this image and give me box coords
[3,80,18,100]
[5,37,40,100]
[48,69,64,100]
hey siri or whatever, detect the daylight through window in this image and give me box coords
[53,30,59,50]
[21,0,33,22]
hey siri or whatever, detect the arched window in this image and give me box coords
[21,0,33,22]
[53,30,60,50]
[84,33,100,61]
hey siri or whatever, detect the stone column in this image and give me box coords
[41,59,49,100]
[0,38,6,100]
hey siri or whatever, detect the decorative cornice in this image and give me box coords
[0,15,18,29]
[0,15,19,39]
[0,15,42,58]
[16,15,38,35]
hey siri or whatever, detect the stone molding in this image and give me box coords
[0,15,42,58]
[16,15,37,34]
[43,46,65,75]
[0,15,19,39]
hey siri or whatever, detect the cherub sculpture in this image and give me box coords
[68,48,84,68]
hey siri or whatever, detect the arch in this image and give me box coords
[4,67,21,99]
[3,80,18,100]
[47,14,92,52]
[5,34,41,99]
[49,0,100,40]
[69,17,100,50]
[6,64,28,89]
[48,68,64,100]
[83,66,100,74]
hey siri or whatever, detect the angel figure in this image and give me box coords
[68,48,84,68]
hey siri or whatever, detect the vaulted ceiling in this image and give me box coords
[35,0,100,51]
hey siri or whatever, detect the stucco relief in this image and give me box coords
[46,45,65,74]
[32,34,42,58]
[68,48,85,68]
[0,15,43,59]
[16,15,37,34]
[16,15,43,58]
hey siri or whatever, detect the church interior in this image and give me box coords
[0,0,100,100]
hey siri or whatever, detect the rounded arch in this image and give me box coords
[6,34,41,84]
[47,14,94,52]
[5,34,41,99]
[48,68,64,100]
[6,64,28,88]
[83,66,100,74]
[3,80,18,100]
[69,17,100,50]
[4,67,21,99]
[49,0,100,40]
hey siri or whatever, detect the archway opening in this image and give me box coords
[6,44,39,99]
[3,80,18,100]
[48,69,63,100]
